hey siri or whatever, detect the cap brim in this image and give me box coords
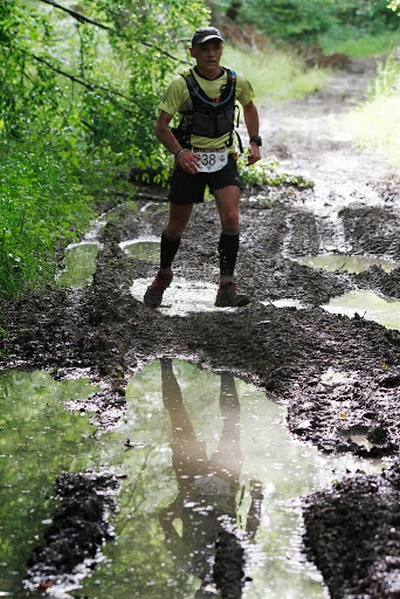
[195,34,224,44]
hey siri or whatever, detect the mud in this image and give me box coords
[26,473,119,592]
[2,57,400,597]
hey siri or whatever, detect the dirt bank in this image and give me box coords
[1,57,400,598]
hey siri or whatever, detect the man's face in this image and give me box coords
[190,39,224,74]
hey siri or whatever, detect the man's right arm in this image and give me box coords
[154,110,183,157]
[154,110,200,172]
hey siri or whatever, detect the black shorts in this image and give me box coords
[168,154,242,205]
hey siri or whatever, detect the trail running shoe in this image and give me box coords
[143,269,173,308]
[215,282,250,307]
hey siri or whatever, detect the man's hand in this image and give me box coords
[247,142,261,166]
[176,148,201,174]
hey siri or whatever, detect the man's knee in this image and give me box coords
[166,204,193,238]
[220,209,239,230]
[164,227,182,241]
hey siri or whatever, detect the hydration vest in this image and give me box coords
[172,67,239,148]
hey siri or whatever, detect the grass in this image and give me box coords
[342,53,400,168]
[223,44,331,104]
[344,94,400,168]
[319,28,400,58]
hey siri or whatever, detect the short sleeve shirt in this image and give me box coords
[159,67,255,149]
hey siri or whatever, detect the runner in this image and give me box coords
[144,26,262,309]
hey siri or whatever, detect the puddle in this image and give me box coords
[268,255,400,331]
[267,298,306,310]
[57,241,101,287]
[297,253,399,274]
[57,236,160,289]
[268,292,400,332]
[1,361,382,598]
[130,277,232,315]
[120,238,159,262]
[320,366,349,385]
[0,369,102,598]
[79,360,381,599]
[126,242,239,315]
[323,290,400,331]
[57,207,158,289]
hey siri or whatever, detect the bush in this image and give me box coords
[0,138,96,297]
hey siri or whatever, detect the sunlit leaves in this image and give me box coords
[388,0,400,11]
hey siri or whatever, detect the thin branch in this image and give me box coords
[38,0,112,30]
[24,50,153,115]
[36,0,190,64]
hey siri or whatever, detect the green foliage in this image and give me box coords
[0,0,211,296]
[223,44,331,102]
[0,2,59,139]
[237,155,314,189]
[369,53,400,98]
[215,0,400,42]
[0,138,97,297]
[236,0,337,41]
[320,28,400,58]
[1,0,209,152]
[335,0,400,32]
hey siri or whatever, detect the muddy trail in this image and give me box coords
[2,57,400,598]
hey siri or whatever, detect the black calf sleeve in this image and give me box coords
[160,231,181,269]
[218,231,239,278]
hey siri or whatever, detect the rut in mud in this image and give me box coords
[2,57,400,598]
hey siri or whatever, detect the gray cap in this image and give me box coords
[191,27,224,47]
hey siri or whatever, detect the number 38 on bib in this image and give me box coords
[195,147,228,173]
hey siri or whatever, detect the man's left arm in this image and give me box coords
[243,100,261,166]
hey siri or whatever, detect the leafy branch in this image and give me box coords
[38,0,111,30]
[36,0,190,65]
[24,49,153,115]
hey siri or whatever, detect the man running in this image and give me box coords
[144,26,262,309]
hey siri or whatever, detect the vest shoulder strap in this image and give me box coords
[181,67,236,107]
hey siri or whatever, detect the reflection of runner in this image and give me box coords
[159,359,263,598]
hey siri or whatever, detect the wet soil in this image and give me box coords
[2,57,400,597]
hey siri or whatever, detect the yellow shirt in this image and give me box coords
[159,67,255,149]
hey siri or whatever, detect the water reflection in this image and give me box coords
[296,253,399,274]
[0,362,382,599]
[323,290,400,331]
[160,359,262,598]
[120,239,159,263]
[57,241,101,287]
[0,370,101,598]
[81,360,380,599]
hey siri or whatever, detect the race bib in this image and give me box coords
[195,147,228,173]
